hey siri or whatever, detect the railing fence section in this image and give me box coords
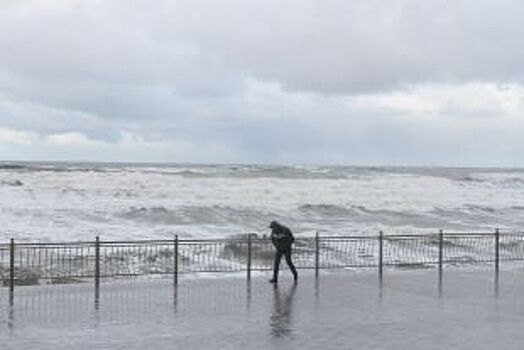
[1,230,524,289]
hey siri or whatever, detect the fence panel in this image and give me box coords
[5,242,96,284]
[443,233,495,264]
[383,234,440,267]
[249,238,275,271]
[180,239,247,273]
[99,240,175,277]
[2,232,524,286]
[318,236,379,268]
[498,233,524,262]
[0,244,9,285]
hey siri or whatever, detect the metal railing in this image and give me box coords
[1,230,524,289]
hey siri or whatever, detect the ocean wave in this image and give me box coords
[1,179,24,187]
[3,162,524,242]
[458,172,524,186]
[0,162,352,179]
[432,204,500,217]
[151,165,352,179]
[298,204,354,216]
[116,205,275,227]
[298,203,447,229]
[462,204,497,214]
[299,203,418,219]
[0,162,127,174]
[296,202,518,231]
[0,164,27,170]
[498,178,524,185]
[457,176,485,183]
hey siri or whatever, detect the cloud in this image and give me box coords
[3,0,524,95]
[1,0,524,166]
[352,82,524,120]
[0,127,36,145]
[0,126,233,162]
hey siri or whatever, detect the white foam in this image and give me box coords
[1,164,524,241]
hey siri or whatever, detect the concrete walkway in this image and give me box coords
[1,267,523,349]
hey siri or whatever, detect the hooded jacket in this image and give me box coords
[270,221,295,250]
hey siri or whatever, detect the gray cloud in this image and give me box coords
[1,0,524,166]
[3,1,524,94]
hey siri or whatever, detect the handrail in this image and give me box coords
[2,230,523,291]
[4,231,524,246]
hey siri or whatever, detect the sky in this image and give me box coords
[1,0,524,166]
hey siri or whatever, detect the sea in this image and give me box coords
[1,161,524,242]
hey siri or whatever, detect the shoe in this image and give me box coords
[269,278,278,283]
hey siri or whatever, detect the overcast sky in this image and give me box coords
[1,0,524,166]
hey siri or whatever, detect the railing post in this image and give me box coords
[315,232,320,278]
[95,236,100,291]
[495,228,500,272]
[9,238,15,294]
[174,235,179,286]
[438,230,444,273]
[379,231,383,279]
[247,234,252,281]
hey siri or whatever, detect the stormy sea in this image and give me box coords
[1,161,524,242]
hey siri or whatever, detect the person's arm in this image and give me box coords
[282,226,293,239]
[272,228,286,241]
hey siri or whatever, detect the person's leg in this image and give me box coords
[270,250,283,283]
[284,248,298,281]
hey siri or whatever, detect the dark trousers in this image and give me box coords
[273,246,298,281]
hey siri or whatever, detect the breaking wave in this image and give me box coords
[457,173,524,186]
[117,205,275,227]
[2,161,524,241]
[1,179,23,187]
[297,203,523,231]
[298,204,444,229]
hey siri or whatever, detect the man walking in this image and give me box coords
[269,220,298,283]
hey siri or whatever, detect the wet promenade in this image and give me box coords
[1,267,523,349]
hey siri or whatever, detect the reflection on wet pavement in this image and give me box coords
[0,268,522,350]
[270,283,297,338]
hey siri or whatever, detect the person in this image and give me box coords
[269,220,298,283]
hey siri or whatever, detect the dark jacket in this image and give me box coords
[270,221,295,251]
